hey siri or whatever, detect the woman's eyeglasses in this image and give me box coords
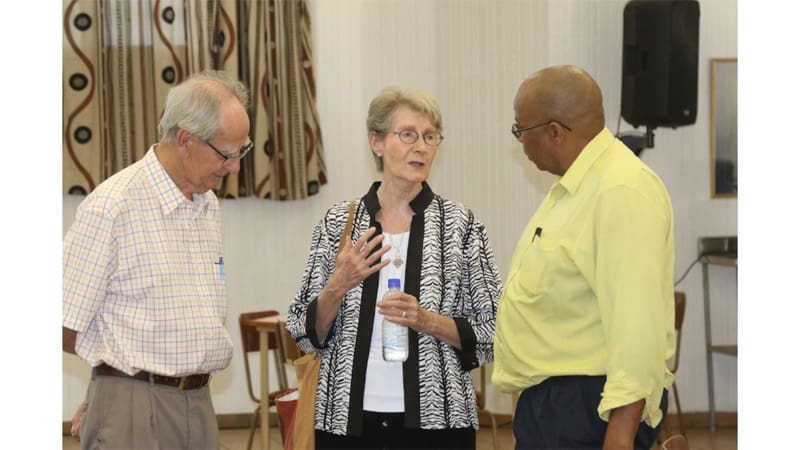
[391,129,444,146]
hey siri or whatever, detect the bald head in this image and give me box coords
[515,65,605,140]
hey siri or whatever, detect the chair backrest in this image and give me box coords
[239,310,280,353]
[239,310,280,402]
[670,292,687,373]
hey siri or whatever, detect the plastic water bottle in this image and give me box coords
[382,278,408,362]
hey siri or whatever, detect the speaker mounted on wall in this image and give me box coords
[621,0,700,129]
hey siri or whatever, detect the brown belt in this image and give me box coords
[92,363,210,390]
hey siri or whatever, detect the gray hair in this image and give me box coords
[159,70,250,143]
[366,86,442,171]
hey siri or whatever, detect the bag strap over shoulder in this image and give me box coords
[336,199,356,255]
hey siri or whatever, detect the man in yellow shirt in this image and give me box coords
[493,65,675,450]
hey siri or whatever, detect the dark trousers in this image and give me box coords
[513,376,667,450]
[315,411,476,450]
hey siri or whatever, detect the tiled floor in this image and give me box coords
[63,422,737,449]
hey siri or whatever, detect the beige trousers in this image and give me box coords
[80,374,219,450]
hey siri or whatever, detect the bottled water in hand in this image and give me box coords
[382,278,408,362]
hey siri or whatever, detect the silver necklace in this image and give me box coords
[386,232,407,268]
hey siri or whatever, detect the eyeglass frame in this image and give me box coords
[387,129,445,146]
[203,138,254,163]
[511,120,572,139]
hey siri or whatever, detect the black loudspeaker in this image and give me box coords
[621,0,699,128]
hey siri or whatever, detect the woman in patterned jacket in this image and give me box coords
[287,86,502,450]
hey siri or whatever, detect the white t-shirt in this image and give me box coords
[363,231,410,412]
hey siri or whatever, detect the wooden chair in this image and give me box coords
[239,310,283,450]
[474,366,499,450]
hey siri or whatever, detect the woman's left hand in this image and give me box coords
[378,291,463,349]
[377,291,431,334]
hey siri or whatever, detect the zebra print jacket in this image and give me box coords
[287,182,502,437]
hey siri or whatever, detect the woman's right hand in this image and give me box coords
[328,227,392,294]
[315,227,391,339]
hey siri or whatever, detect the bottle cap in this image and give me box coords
[388,278,401,289]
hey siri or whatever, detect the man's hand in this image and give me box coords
[70,401,87,441]
[603,399,645,450]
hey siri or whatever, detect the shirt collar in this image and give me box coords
[363,180,434,217]
[557,127,615,195]
[144,144,210,217]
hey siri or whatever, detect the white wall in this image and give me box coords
[63,0,737,420]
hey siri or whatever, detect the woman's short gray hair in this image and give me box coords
[366,86,442,171]
[159,70,250,143]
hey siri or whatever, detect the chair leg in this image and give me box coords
[246,405,260,450]
[673,382,684,436]
[489,412,499,450]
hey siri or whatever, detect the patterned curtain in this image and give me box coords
[62,0,326,200]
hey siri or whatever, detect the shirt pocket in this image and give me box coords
[515,234,560,301]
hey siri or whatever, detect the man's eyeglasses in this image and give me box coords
[511,120,572,139]
[391,129,444,146]
[204,138,254,163]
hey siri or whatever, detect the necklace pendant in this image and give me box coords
[392,256,404,268]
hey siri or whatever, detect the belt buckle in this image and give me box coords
[178,376,188,390]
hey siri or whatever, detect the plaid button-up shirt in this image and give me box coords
[63,145,233,376]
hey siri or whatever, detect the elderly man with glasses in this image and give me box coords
[493,65,676,450]
[63,70,251,450]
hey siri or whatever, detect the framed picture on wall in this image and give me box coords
[711,58,738,198]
